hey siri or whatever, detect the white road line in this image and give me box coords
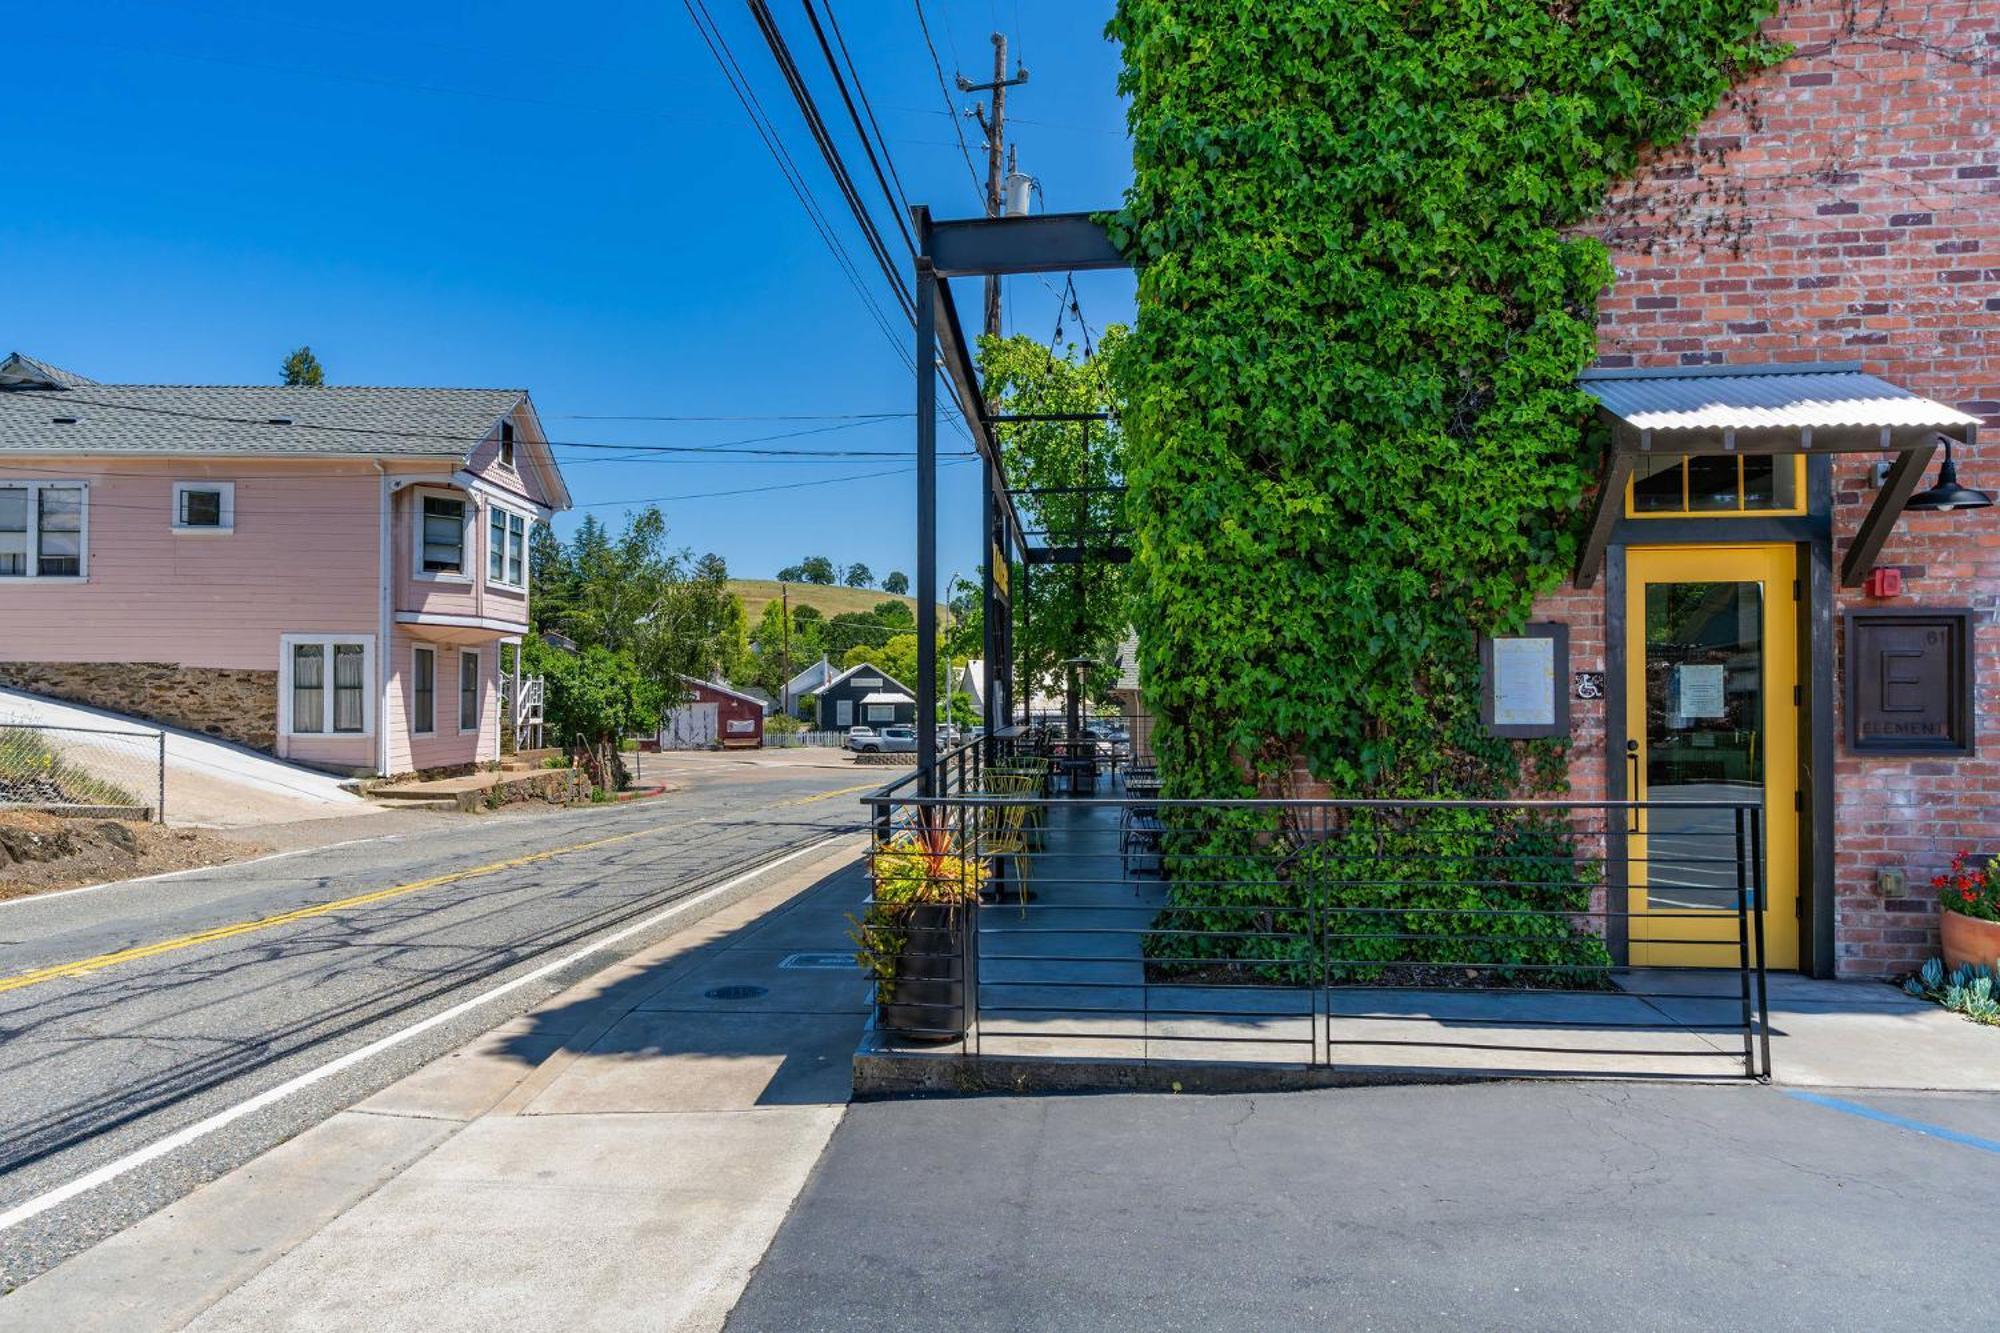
[0,836,849,1236]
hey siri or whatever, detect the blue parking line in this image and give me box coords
[1786,1090,2000,1156]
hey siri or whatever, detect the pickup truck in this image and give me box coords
[848,724,917,753]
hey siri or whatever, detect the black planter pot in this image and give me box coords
[877,902,973,1043]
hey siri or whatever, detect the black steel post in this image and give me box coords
[981,439,1001,764]
[915,260,939,796]
[1734,807,1755,1077]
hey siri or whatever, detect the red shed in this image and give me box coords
[661,677,766,749]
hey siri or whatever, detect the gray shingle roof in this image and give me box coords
[0,371,526,460]
[0,352,96,389]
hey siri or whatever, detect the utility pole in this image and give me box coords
[959,33,1028,338]
[780,582,791,718]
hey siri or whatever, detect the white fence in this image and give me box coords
[764,729,846,749]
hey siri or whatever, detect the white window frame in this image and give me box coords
[458,649,482,734]
[171,480,235,534]
[0,479,89,581]
[279,633,376,738]
[411,645,436,736]
[412,486,473,582]
[865,703,895,723]
[498,421,517,471]
[487,504,529,591]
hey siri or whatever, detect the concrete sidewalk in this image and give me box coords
[3,840,874,1333]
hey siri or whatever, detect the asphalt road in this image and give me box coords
[0,751,875,1292]
[728,1081,2000,1331]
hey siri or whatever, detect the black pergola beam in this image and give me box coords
[925,212,1127,277]
[925,249,1028,554]
[1841,436,1938,587]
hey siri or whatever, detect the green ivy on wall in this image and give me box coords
[1106,1,1782,977]
[1107,0,1780,800]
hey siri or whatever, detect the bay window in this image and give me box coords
[417,491,470,577]
[488,507,527,589]
[0,481,88,579]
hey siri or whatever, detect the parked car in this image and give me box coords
[849,724,918,754]
[937,724,963,748]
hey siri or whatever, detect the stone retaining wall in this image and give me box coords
[0,662,279,752]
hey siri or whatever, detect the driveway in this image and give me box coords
[0,689,370,827]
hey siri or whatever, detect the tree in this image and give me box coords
[524,637,663,791]
[872,599,914,629]
[776,564,806,582]
[798,555,836,585]
[881,570,909,595]
[747,598,826,695]
[843,562,873,588]
[824,610,892,658]
[280,346,325,387]
[529,508,736,691]
[980,330,1132,707]
[842,633,921,693]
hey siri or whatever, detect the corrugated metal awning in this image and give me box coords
[859,691,913,705]
[1579,364,1979,434]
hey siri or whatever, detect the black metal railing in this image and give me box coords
[858,781,1770,1081]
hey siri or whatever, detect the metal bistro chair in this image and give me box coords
[977,768,1040,907]
[1120,772,1165,883]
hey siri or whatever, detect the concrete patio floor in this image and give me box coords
[857,790,1994,1094]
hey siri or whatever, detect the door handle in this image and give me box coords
[1626,739,1642,834]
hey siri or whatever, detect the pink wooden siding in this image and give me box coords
[0,459,381,668]
[384,626,501,775]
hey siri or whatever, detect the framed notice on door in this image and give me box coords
[1479,623,1569,739]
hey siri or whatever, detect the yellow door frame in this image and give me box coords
[1625,544,1799,970]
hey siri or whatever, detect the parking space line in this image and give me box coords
[1786,1090,2000,1156]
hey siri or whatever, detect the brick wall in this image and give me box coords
[1545,0,1999,976]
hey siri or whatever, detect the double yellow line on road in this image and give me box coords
[0,824,668,997]
[0,778,880,998]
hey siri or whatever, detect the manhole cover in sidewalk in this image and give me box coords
[781,953,859,970]
[704,985,769,1000]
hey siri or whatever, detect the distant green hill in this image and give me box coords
[728,579,923,624]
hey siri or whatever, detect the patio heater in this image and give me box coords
[1063,655,1096,742]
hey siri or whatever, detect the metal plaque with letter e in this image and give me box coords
[1846,608,1973,755]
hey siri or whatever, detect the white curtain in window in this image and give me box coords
[292,644,326,733]
[332,644,365,733]
[460,651,480,731]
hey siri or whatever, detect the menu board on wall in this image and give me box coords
[1480,624,1569,739]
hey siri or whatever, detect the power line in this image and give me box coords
[799,0,916,258]
[682,0,915,371]
[0,456,978,516]
[5,390,969,458]
[911,0,984,204]
[745,0,913,319]
[821,2,918,230]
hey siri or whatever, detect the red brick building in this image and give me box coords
[1534,0,1996,977]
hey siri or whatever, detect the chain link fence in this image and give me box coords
[0,723,166,822]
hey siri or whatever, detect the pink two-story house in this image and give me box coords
[0,351,571,777]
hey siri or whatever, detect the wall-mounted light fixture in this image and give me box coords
[1904,439,1993,512]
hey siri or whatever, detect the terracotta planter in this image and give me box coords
[1941,908,2000,974]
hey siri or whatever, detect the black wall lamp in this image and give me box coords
[1905,439,1993,513]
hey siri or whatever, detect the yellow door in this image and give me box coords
[1625,545,1799,969]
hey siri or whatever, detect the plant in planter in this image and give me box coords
[1932,850,2000,974]
[852,826,985,1042]
[1903,957,2000,1027]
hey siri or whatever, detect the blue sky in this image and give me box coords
[3,0,1136,584]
